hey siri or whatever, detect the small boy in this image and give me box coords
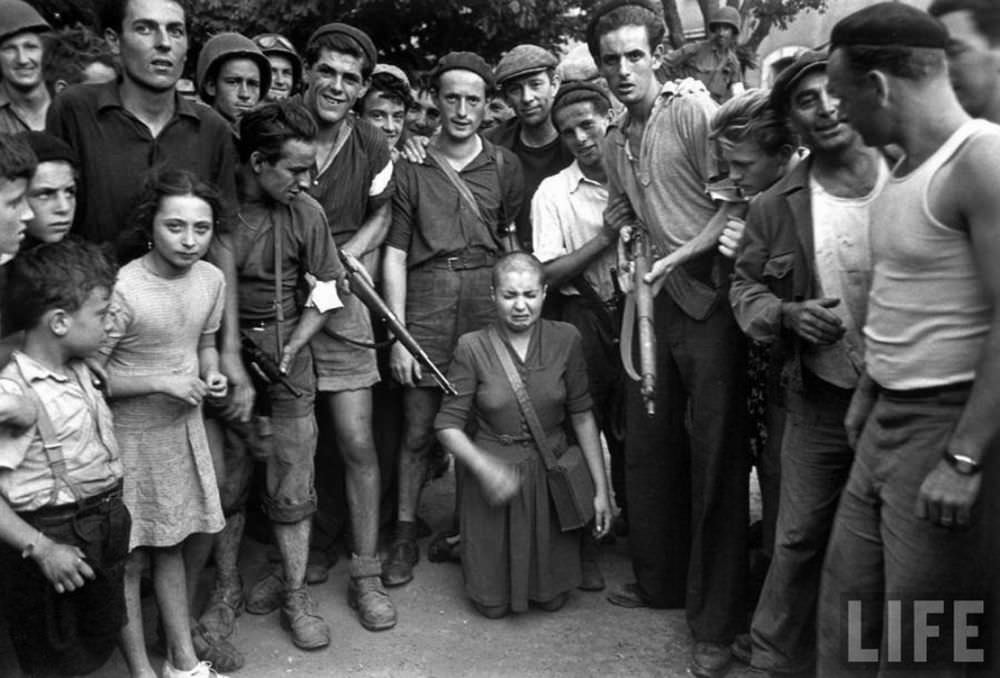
[0,237,126,677]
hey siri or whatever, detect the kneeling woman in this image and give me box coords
[434,253,612,618]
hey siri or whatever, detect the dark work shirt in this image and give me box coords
[46,81,238,244]
[485,118,574,251]
[307,116,394,247]
[386,139,524,269]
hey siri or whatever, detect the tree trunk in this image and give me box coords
[660,0,686,48]
[696,0,713,31]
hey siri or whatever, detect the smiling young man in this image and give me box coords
[728,52,888,678]
[0,0,52,134]
[487,44,574,251]
[356,64,414,159]
[817,5,999,674]
[381,51,524,589]
[195,32,271,128]
[586,1,749,676]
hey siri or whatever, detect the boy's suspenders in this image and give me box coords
[12,361,86,507]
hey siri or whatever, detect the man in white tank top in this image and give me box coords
[817,4,996,676]
[729,51,888,677]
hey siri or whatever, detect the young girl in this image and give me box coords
[103,170,229,678]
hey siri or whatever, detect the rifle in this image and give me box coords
[619,226,657,417]
[339,251,459,396]
[240,332,302,398]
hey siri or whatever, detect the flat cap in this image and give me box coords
[830,2,949,50]
[306,23,377,70]
[373,63,410,89]
[0,0,50,44]
[586,0,662,60]
[494,44,558,86]
[552,81,612,115]
[22,131,77,168]
[769,50,827,113]
[430,51,494,90]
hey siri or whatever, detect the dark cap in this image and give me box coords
[709,6,741,34]
[430,51,494,90]
[306,23,377,69]
[830,2,949,50]
[552,81,612,116]
[494,44,558,86]
[586,0,662,60]
[21,131,78,168]
[769,50,827,113]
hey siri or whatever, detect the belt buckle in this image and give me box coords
[446,256,460,270]
[498,434,514,446]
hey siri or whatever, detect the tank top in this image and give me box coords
[865,119,997,389]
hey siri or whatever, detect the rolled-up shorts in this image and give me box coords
[222,319,319,524]
[310,292,380,393]
[405,262,495,388]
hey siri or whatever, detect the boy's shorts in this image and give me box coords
[1,485,130,675]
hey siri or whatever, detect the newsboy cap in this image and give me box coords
[494,44,558,87]
[769,50,827,114]
[830,2,949,51]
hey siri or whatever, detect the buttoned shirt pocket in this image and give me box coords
[762,251,795,300]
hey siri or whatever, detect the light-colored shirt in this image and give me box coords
[865,119,996,389]
[0,352,122,511]
[803,159,887,389]
[531,160,617,301]
[604,78,719,258]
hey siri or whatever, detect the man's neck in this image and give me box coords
[518,118,558,148]
[236,166,267,206]
[812,141,881,198]
[316,115,348,144]
[895,84,971,173]
[118,77,176,133]
[625,78,660,128]
[20,334,70,377]
[431,132,482,169]
[578,159,607,185]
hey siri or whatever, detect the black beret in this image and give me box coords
[21,132,78,168]
[306,23,377,69]
[586,0,662,60]
[769,50,827,113]
[552,81,612,116]
[430,51,494,91]
[830,2,949,50]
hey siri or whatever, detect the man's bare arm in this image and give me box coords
[340,202,391,260]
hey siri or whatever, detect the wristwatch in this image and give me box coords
[942,450,982,476]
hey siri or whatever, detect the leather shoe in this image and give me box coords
[381,538,418,587]
[688,641,733,678]
[606,581,649,608]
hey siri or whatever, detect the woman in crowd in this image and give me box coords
[434,252,613,619]
[102,170,229,678]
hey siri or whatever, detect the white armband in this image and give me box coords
[305,277,344,313]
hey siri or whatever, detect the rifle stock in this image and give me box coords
[339,252,459,396]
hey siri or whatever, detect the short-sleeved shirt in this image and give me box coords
[233,193,344,322]
[604,79,719,256]
[660,41,742,103]
[0,352,122,512]
[46,80,239,244]
[532,160,616,301]
[434,320,592,441]
[387,140,525,269]
[486,118,574,251]
[308,116,394,247]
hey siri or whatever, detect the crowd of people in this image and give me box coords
[0,0,997,676]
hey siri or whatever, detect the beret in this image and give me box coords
[769,50,827,113]
[586,0,662,60]
[552,81,612,115]
[0,0,49,45]
[830,2,949,50]
[373,63,411,89]
[306,23,377,69]
[21,131,78,168]
[430,51,495,90]
[494,44,558,86]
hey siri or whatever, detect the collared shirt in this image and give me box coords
[46,80,238,244]
[387,138,525,269]
[234,192,344,322]
[0,88,31,135]
[660,41,742,103]
[604,79,719,257]
[531,160,616,301]
[486,118,575,250]
[308,115,394,247]
[0,353,122,511]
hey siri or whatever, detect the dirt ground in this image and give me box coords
[6,464,761,678]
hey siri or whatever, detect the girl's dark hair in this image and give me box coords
[117,169,222,263]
